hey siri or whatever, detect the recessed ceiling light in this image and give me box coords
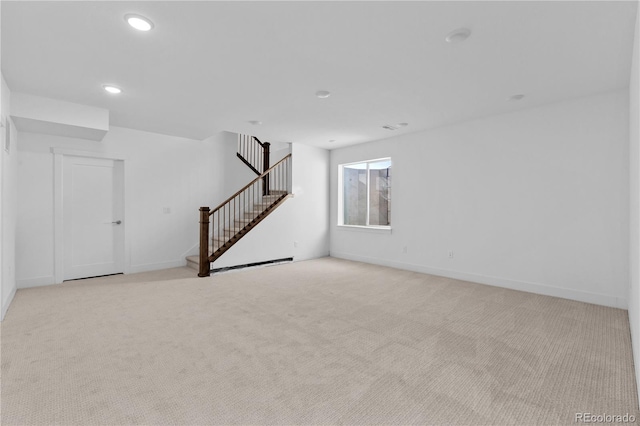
[329,140,336,143]
[248,120,262,125]
[397,122,409,127]
[509,94,525,101]
[315,90,331,99]
[445,28,471,43]
[103,85,122,94]
[125,14,154,31]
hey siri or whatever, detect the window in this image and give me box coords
[339,158,391,228]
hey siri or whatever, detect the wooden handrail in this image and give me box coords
[237,134,269,176]
[252,136,265,147]
[209,153,292,216]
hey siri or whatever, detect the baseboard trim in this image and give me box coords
[129,259,187,274]
[17,260,190,289]
[331,252,627,309]
[181,243,199,259]
[17,275,56,289]
[1,284,17,321]
[629,310,640,411]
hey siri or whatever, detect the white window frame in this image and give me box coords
[337,157,391,230]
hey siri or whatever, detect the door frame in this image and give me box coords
[53,148,129,283]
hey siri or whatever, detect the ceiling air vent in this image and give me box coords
[382,123,408,131]
[382,124,400,131]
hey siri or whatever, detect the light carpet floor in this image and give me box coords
[1,257,638,425]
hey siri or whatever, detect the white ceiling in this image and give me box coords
[2,1,637,149]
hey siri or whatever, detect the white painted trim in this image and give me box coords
[122,162,131,274]
[53,151,127,282]
[53,152,64,283]
[331,251,627,309]
[128,259,187,274]
[1,284,16,321]
[336,225,392,234]
[50,147,126,161]
[181,243,199,259]
[337,157,392,228]
[17,275,56,289]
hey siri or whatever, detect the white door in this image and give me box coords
[63,156,124,280]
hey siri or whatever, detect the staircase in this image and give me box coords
[187,134,292,276]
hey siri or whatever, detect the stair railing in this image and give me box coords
[238,134,270,174]
[198,153,292,277]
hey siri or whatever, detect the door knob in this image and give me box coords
[112,220,122,225]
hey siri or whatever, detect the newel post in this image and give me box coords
[198,207,210,277]
[262,142,270,196]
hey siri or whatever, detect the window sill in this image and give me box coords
[336,225,392,234]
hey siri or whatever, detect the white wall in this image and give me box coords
[1,74,19,320]
[11,93,109,131]
[291,143,330,261]
[10,93,109,141]
[16,127,226,287]
[628,2,640,410]
[16,124,330,287]
[331,90,629,309]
